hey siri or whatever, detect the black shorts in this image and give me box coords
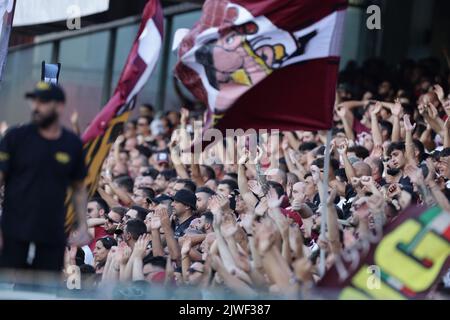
[0,236,65,272]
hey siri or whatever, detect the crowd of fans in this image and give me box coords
[2,57,450,299]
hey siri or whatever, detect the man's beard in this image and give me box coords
[387,168,401,176]
[32,110,58,129]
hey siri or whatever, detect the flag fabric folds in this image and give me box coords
[174,0,347,133]
[0,0,15,81]
[65,0,164,232]
[317,206,450,299]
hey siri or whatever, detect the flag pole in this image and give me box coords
[319,129,332,277]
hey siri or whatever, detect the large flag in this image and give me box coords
[317,206,450,299]
[13,0,109,26]
[174,0,347,134]
[65,0,163,232]
[0,0,15,81]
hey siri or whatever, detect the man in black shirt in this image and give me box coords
[0,82,90,272]
[171,189,197,238]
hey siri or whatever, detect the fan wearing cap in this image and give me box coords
[0,81,90,272]
[171,189,197,239]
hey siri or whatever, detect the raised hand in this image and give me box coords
[288,149,300,165]
[216,194,231,212]
[370,144,383,158]
[238,148,250,165]
[248,180,264,197]
[133,234,151,258]
[254,197,268,216]
[427,103,438,119]
[116,242,132,266]
[370,102,382,117]
[156,206,170,228]
[336,139,348,155]
[266,187,283,209]
[150,213,161,230]
[209,196,223,216]
[391,99,402,117]
[403,114,416,132]
[386,183,401,199]
[433,84,445,102]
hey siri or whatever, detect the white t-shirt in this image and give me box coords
[82,246,94,266]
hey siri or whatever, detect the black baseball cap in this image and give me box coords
[25,81,66,103]
[148,194,173,205]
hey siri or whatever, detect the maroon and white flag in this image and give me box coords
[174,0,347,133]
[0,0,15,81]
[65,0,163,232]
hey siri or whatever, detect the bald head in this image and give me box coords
[353,161,372,178]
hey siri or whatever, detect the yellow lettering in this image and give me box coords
[375,220,450,292]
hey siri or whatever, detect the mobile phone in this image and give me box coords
[41,61,61,84]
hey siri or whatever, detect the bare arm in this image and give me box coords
[170,148,189,179]
[131,256,144,281]
[420,103,444,135]
[107,182,133,207]
[336,105,355,141]
[97,187,120,208]
[237,154,258,208]
[370,103,383,145]
[337,140,356,181]
[159,208,181,262]
[190,155,204,187]
[444,118,450,149]
[326,190,342,255]
[284,131,301,151]
[221,223,251,273]
[150,214,164,257]
[87,218,106,228]
[403,114,417,165]
[180,239,192,284]
[211,255,257,297]
[426,159,450,212]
